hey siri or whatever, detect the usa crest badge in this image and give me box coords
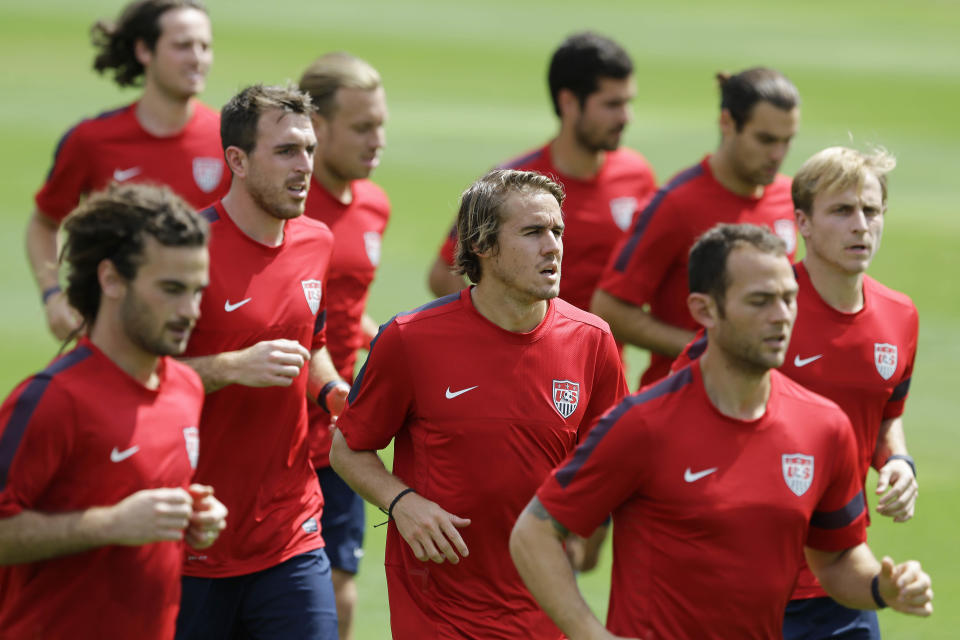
[183,426,199,469]
[552,380,580,419]
[782,453,814,497]
[192,157,223,193]
[609,197,638,231]
[773,219,797,254]
[301,280,323,315]
[363,231,382,266]
[874,343,898,380]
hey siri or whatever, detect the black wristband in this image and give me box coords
[42,285,61,304]
[317,380,347,413]
[887,454,917,478]
[871,574,888,609]
[387,488,416,521]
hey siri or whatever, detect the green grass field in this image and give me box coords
[1,0,957,636]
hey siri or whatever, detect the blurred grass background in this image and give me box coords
[0,0,956,636]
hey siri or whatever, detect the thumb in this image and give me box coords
[880,556,896,581]
[451,516,472,528]
[875,467,891,494]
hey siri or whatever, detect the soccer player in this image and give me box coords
[427,31,657,312]
[174,85,339,639]
[298,52,390,640]
[27,0,228,341]
[330,169,628,639]
[0,183,227,639]
[592,67,800,386]
[511,224,933,640]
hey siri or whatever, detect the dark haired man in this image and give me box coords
[593,67,800,386]
[174,84,340,640]
[28,0,228,341]
[427,32,656,314]
[512,223,933,639]
[332,169,627,639]
[0,183,227,640]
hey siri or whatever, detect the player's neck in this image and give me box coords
[312,167,353,205]
[136,85,196,137]
[550,135,605,179]
[89,318,161,389]
[802,257,865,313]
[699,347,771,421]
[708,152,763,198]
[470,285,548,333]
[221,187,286,247]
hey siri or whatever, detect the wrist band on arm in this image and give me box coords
[317,380,348,413]
[375,488,417,528]
[42,285,61,304]
[887,454,917,478]
[871,574,888,609]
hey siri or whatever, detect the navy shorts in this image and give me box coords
[784,597,881,640]
[317,465,366,574]
[175,549,338,640]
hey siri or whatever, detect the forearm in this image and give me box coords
[25,210,61,292]
[805,544,881,610]
[307,347,344,402]
[873,417,908,469]
[427,256,467,298]
[329,429,406,510]
[180,352,241,393]
[590,289,694,357]
[0,508,115,565]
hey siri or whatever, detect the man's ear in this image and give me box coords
[688,292,718,330]
[718,108,735,140]
[134,38,152,68]
[224,146,248,178]
[795,208,812,240]
[556,88,580,121]
[98,259,126,301]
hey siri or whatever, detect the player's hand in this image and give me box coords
[878,556,933,616]
[185,484,228,550]
[44,290,82,341]
[392,492,471,564]
[107,487,194,545]
[233,339,311,387]
[876,458,917,522]
[325,382,350,418]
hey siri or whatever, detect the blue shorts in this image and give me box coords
[784,597,881,640]
[175,549,338,640]
[317,465,366,574]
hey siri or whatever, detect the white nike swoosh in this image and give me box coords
[794,354,823,367]
[113,167,141,182]
[110,445,140,463]
[684,467,718,483]
[224,298,252,312]
[445,385,478,399]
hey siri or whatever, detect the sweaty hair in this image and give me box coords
[220,83,314,155]
[91,0,207,87]
[689,223,786,314]
[716,67,799,131]
[455,169,565,284]
[548,32,633,117]
[299,52,382,119]
[792,146,896,214]
[61,183,208,327]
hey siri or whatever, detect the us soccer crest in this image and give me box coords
[609,197,638,231]
[301,280,323,314]
[782,453,814,497]
[183,426,199,469]
[874,343,898,380]
[192,157,223,193]
[363,231,382,266]
[552,380,580,419]
[774,219,797,254]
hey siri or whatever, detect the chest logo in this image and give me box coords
[552,380,580,419]
[363,231,382,266]
[609,197,638,231]
[301,280,323,315]
[183,426,199,469]
[193,157,223,193]
[445,385,477,399]
[110,445,139,462]
[773,219,797,254]
[782,453,814,497]
[684,467,718,483]
[225,297,252,312]
[874,343,898,380]
[113,167,141,182]
[794,354,822,367]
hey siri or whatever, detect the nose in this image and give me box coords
[770,297,795,326]
[850,207,869,232]
[769,141,789,165]
[621,102,633,125]
[542,231,562,256]
[372,126,386,150]
[183,292,203,321]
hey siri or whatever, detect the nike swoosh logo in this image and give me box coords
[110,445,140,463]
[224,298,252,312]
[684,467,718,483]
[445,385,478,399]
[794,354,823,367]
[113,167,141,182]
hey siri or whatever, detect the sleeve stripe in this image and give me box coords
[555,367,693,488]
[810,489,866,530]
[612,163,703,272]
[313,309,327,336]
[199,205,219,223]
[889,376,911,402]
[0,347,91,490]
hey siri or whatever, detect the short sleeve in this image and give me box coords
[438,223,457,267]
[883,307,918,420]
[578,331,628,442]
[34,124,93,224]
[806,415,867,552]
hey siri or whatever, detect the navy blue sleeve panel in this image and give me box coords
[313,310,327,337]
[44,107,125,180]
[810,490,866,530]
[0,347,91,490]
[555,366,694,489]
[198,205,219,223]
[612,163,703,272]
[889,377,911,403]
